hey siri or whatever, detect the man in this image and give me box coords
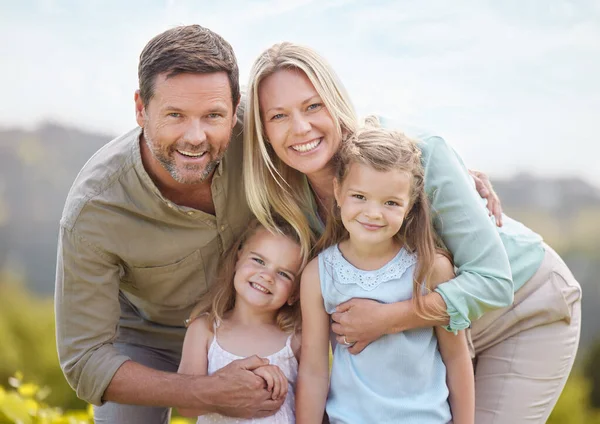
[55,25,283,423]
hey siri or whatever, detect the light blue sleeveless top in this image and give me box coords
[319,245,451,424]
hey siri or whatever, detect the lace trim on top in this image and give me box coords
[324,245,417,291]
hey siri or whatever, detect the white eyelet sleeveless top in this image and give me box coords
[196,322,298,424]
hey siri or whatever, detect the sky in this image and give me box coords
[1,0,599,184]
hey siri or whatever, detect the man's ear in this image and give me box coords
[232,97,242,129]
[134,90,146,128]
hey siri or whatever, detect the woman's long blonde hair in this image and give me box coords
[188,218,302,333]
[316,116,448,321]
[243,42,358,262]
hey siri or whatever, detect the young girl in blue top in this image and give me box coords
[297,118,474,424]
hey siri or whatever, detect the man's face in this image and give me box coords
[135,72,238,185]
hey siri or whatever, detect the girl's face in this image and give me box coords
[334,162,412,248]
[233,228,303,313]
[259,68,340,177]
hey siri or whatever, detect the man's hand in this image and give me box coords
[205,356,285,418]
[331,298,389,355]
[253,365,289,401]
[469,169,503,227]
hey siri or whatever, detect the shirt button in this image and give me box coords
[166,202,173,208]
[220,225,225,231]
[187,211,194,216]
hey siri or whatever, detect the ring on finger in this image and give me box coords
[343,335,355,347]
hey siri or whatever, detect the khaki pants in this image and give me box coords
[93,342,180,424]
[470,245,582,423]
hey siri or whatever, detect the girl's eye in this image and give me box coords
[385,200,399,206]
[252,257,265,265]
[307,103,323,111]
[352,194,366,200]
[278,271,292,280]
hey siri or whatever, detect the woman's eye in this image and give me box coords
[271,113,285,121]
[252,257,265,265]
[307,103,323,111]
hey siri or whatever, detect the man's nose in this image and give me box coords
[184,119,207,144]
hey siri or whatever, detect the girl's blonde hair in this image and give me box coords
[316,116,448,321]
[188,218,302,333]
[244,42,358,262]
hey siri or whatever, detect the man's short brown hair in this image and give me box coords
[138,25,240,108]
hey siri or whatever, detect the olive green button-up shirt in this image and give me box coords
[55,121,251,405]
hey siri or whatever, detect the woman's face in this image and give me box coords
[259,68,340,177]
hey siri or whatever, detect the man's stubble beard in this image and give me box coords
[143,127,226,185]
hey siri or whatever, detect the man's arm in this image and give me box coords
[56,225,283,417]
[106,357,283,418]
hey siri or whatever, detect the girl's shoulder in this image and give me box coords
[185,313,215,339]
[430,253,455,289]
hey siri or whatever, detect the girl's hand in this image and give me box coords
[331,298,389,354]
[252,365,289,401]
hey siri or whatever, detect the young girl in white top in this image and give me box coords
[297,119,475,424]
[178,219,304,423]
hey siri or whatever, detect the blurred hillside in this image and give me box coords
[0,123,599,349]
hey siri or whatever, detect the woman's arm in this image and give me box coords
[296,259,331,424]
[331,131,514,353]
[431,254,474,424]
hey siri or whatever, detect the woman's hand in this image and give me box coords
[252,364,289,401]
[331,298,391,354]
[468,169,503,227]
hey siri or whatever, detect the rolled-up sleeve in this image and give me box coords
[422,136,514,332]
[55,224,130,405]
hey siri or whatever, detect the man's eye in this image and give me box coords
[207,113,222,119]
[168,112,182,118]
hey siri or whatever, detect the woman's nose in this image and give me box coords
[291,113,311,135]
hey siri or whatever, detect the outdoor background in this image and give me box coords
[1,1,599,422]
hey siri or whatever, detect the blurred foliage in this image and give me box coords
[548,373,600,424]
[586,340,600,409]
[0,372,195,423]
[0,278,81,411]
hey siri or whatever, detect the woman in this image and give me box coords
[243,42,581,423]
